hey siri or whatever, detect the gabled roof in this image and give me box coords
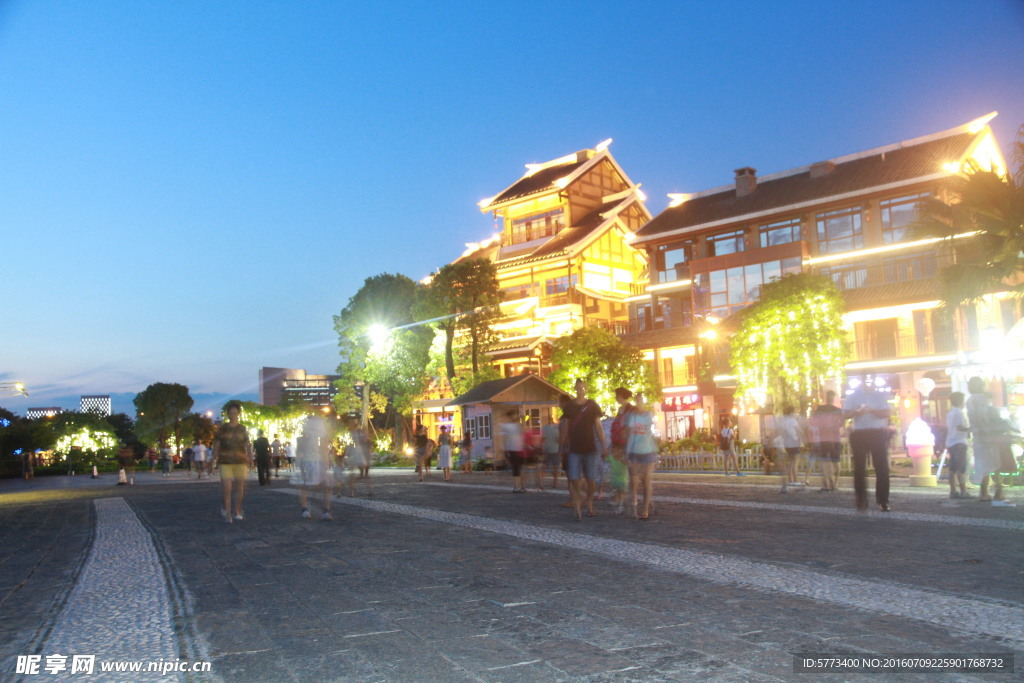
[446,373,570,407]
[481,156,591,209]
[634,117,994,244]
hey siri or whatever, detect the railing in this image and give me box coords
[656,370,698,387]
[656,445,855,475]
[587,319,630,336]
[819,254,948,291]
[539,288,580,308]
[847,334,956,361]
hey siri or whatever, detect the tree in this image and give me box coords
[730,273,848,412]
[179,412,216,446]
[547,326,660,414]
[912,124,1024,310]
[49,411,119,469]
[418,258,503,381]
[333,273,433,443]
[134,383,194,452]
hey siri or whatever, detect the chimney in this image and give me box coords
[734,167,757,197]
[810,161,836,178]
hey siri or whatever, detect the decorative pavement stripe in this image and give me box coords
[429,482,1024,532]
[289,490,1024,645]
[36,497,198,682]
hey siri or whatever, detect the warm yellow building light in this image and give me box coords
[647,279,693,293]
[595,138,613,152]
[804,233,978,266]
[667,193,692,208]
[843,301,940,324]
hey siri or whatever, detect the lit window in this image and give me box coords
[545,274,578,296]
[510,208,565,245]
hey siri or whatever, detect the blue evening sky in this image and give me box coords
[2,1,1023,415]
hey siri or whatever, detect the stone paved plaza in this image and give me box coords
[1,470,1022,681]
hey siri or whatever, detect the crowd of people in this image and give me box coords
[114,376,1020,524]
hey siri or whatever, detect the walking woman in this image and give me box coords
[213,401,252,523]
[626,394,659,519]
[437,425,454,481]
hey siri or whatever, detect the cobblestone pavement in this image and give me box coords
[1,471,1022,681]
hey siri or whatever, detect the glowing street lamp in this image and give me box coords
[0,382,28,397]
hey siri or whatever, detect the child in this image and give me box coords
[945,392,971,499]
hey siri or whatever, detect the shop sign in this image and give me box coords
[662,394,701,412]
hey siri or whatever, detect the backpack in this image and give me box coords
[718,427,732,450]
[611,406,633,448]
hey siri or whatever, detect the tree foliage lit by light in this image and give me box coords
[547,326,659,415]
[730,273,847,413]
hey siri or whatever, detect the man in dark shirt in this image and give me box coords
[253,430,272,486]
[561,378,607,520]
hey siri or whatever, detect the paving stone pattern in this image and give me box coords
[3,473,1022,682]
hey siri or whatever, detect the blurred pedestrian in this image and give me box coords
[777,406,804,493]
[809,391,842,491]
[437,425,453,481]
[945,391,971,500]
[626,393,659,519]
[116,442,135,486]
[192,439,208,480]
[297,414,334,520]
[561,378,607,520]
[213,400,253,523]
[542,407,562,490]
[271,433,282,478]
[843,380,892,512]
[502,410,527,493]
[160,444,173,477]
[459,431,474,473]
[414,425,430,482]
[254,429,272,486]
[718,417,742,476]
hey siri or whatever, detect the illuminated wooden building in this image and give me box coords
[466,140,651,378]
[626,113,1013,443]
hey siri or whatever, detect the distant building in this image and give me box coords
[26,407,62,419]
[80,395,112,416]
[259,367,340,409]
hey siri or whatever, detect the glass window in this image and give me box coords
[545,274,578,296]
[502,282,537,300]
[510,208,565,245]
[477,414,491,440]
[656,240,694,283]
[697,259,804,317]
[880,193,928,244]
[708,230,745,256]
[816,206,863,254]
[759,218,801,248]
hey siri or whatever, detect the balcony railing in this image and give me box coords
[847,334,956,362]
[819,254,947,291]
[586,319,631,336]
[539,288,580,308]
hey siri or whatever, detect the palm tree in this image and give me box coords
[913,125,1024,310]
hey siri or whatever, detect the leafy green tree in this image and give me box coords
[547,326,659,414]
[106,413,136,445]
[134,383,194,452]
[179,412,216,446]
[49,411,119,469]
[730,273,847,412]
[333,273,433,442]
[912,124,1024,310]
[419,258,503,381]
